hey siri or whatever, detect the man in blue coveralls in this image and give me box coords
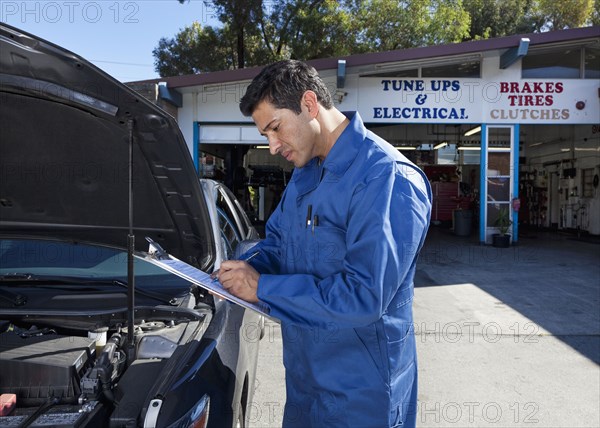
[217,60,432,427]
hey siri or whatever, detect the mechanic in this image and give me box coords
[217,60,432,428]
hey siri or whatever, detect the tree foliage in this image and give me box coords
[537,0,595,30]
[153,22,232,75]
[154,0,597,77]
[592,0,600,26]
[463,0,533,39]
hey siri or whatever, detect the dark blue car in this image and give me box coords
[0,23,263,428]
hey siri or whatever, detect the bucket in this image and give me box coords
[453,209,472,236]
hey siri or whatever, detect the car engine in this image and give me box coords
[0,310,210,427]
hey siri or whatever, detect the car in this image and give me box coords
[0,23,264,428]
[200,178,261,263]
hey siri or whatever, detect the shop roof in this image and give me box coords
[131,26,599,88]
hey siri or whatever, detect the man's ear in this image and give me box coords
[302,90,319,118]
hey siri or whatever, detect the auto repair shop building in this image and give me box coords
[132,26,600,244]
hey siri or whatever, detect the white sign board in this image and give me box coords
[358,78,600,124]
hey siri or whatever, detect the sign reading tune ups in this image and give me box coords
[358,78,599,124]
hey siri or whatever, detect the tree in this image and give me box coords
[262,0,359,60]
[153,22,232,76]
[462,0,533,39]
[537,0,595,30]
[154,0,597,77]
[353,0,470,51]
[591,0,600,26]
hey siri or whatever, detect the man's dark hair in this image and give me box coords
[240,60,334,117]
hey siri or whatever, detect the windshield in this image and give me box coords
[0,238,191,290]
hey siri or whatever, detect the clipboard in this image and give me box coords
[137,238,277,322]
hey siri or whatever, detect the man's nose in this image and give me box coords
[268,136,281,155]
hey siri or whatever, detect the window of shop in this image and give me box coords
[522,47,581,78]
[370,69,419,77]
[362,59,481,78]
[422,60,480,78]
[522,46,600,79]
[584,47,600,79]
[582,168,595,198]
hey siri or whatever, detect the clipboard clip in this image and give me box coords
[145,236,169,260]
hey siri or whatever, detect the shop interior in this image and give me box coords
[198,123,599,238]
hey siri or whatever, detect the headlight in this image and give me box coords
[166,395,210,428]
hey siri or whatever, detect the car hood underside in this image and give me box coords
[0,24,214,269]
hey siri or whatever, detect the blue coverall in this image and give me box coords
[249,112,432,427]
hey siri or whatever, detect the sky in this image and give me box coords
[1,0,220,82]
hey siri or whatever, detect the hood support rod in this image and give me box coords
[126,119,136,363]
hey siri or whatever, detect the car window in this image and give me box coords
[222,186,252,238]
[216,206,241,259]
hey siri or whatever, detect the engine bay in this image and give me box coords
[0,308,210,427]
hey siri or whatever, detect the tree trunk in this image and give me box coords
[237,30,245,68]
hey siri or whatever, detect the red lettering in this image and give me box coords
[555,82,564,93]
[545,95,553,106]
[510,82,519,93]
[508,95,518,106]
[533,82,543,92]
[500,82,510,93]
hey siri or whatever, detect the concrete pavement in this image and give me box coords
[249,226,600,427]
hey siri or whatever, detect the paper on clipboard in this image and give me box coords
[136,244,276,322]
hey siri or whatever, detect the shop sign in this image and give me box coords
[358,78,599,124]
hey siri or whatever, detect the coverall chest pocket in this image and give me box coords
[303,224,346,279]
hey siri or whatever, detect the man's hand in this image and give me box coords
[214,260,260,303]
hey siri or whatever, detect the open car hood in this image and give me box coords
[0,24,215,269]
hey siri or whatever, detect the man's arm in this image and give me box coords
[230,168,431,329]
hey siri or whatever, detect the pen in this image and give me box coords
[306,204,312,228]
[212,251,260,282]
[241,250,260,262]
[312,215,318,233]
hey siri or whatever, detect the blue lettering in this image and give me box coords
[379,79,426,92]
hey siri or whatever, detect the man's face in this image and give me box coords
[251,99,318,168]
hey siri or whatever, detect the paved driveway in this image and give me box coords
[249,227,600,427]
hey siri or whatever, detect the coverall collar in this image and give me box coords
[292,111,366,196]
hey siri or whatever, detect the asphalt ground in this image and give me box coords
[249,226,600,427]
